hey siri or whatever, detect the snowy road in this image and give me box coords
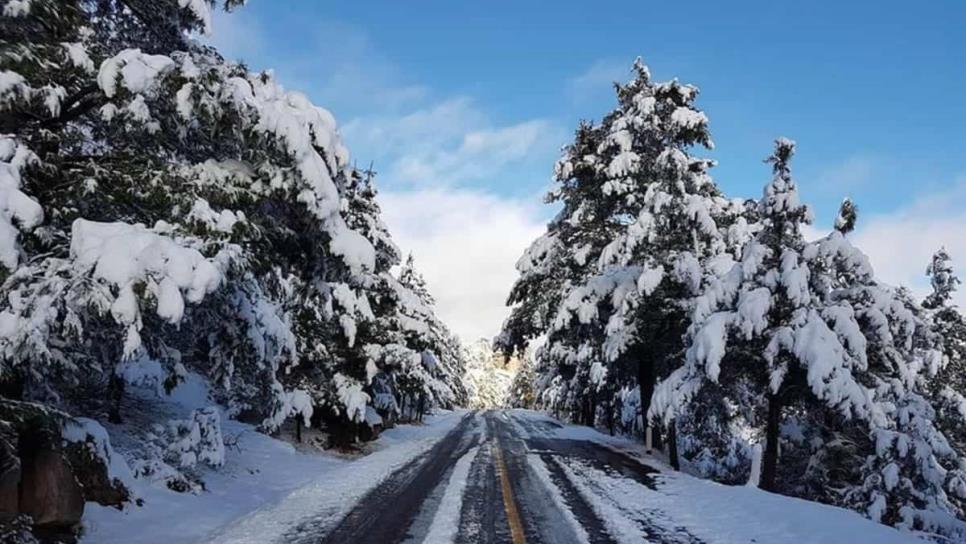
[199,409,923,544]
[290,410,695,544]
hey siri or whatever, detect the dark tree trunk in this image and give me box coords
[667,419,680,471]
[607,401,615,436]
[417,394,426,422]
[760,392,783,492]
[638,357,661,449]
[107,374,124,424]
[295,416,302,443]
[581,394,594,427]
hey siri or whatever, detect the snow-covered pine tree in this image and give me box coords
[0,0,465,480]
[500,59,749,464]
[508,355,537,409]
[399,253,434,306]
[923,249,966,464]
[495,122,601,362]
[356,247,466,426]
[653,139,966,536]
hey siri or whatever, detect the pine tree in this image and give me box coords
[924,249,966,461]
[652,140,966,534]
[500,58,748,466]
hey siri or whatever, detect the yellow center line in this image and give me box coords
[493,443,527,544]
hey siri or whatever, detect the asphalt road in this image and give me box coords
[298,409,700,544]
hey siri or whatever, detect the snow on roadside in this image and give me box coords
[553,457,649,544]
[82,410,468,544]
[422,446,479,544]
[561,457,922,544]
[525,454,591,544]
[205,410,468,544]
[526,410,923,544]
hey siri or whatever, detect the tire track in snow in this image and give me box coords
[302,412,480,544]
[556,457,703,544]
[421,446,479,544]
[525,453,595,544]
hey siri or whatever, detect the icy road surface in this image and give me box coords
[204,409,922,544]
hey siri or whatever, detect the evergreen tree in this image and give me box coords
[500,58,748,466]
[653,140,966,535]
[923,249,966,465]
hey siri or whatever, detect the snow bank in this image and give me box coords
[540,411,923,544]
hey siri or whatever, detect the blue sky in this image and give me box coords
[210,1,966,340]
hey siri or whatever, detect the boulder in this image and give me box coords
[18,448,84,530]
[63,441,129,508]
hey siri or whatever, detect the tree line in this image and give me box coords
[499,59,966,539]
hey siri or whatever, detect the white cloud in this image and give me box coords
[379,189,548,342]
[207,8,266,63]
[343,98,560,187]
[811,154,877,197]
[568,59,630,103]
[342,98,484,158]
[852,175,966,307]
[209,12,426,117]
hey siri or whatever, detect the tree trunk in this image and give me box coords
[607,401,615,436]
[107,374,124,424]
[667,419,680,471]
[417,394,426,422]
[295,416,302,443]
[760,392,782,492]
[638,357,661,449]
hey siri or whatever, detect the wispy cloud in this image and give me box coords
[342,92,562,189]
[568,59,630,103]
[209,11,427,118]
[812,154,877,197]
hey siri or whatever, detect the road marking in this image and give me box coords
[493,444,527,544]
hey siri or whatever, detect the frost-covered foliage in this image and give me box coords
[0,0,465,505]
[507,352,537,409]
[462,338,515,409]
[923,249,966,506]
[501,58,966,538]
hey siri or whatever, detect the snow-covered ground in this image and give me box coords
[81,399,466,544]
[518,410,923,544]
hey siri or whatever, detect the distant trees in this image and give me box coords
[463,339,514,409]
[500,58,966,538]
